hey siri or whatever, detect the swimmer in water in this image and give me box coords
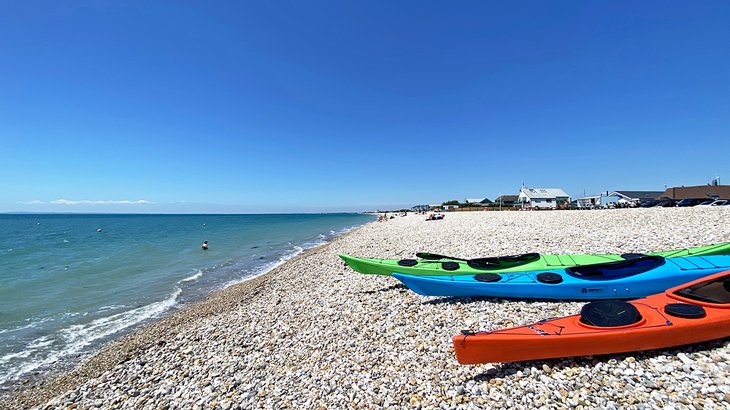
[202,241,209,250]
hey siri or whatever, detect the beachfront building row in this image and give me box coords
[463,189,571,210]
[453,183,730,211]
[465,189,573,210]
[577,186,730,208]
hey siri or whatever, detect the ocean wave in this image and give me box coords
[97,305,128,313]
[0,350,33,364]
[179,270,203,284]
[0,317,53,335]
[219,223,367,290]
[0,288,181,386]
[221,246,306,289]
[26,336,53,349]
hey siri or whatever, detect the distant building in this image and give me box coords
[658,185,730,200]
[609,191,664,204]
[518,188,570,209]
[600,193,623,207]
[493,195,518,207]
[465,198,490,206]
[575,195,601,209]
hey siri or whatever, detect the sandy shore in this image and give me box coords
[3,208,730,409]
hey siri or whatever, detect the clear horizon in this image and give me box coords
[1,2,728,213]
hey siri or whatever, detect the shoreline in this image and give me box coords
[4,208,730,409]
[0,224,371,409]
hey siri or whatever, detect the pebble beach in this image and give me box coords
[3,207,730,410]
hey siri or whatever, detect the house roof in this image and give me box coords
[465,198,487,203]
[519,188,569,199]
[493,195,518,202]
[479,198,493,204]
[610,191,664,200]
[659,185,730,200]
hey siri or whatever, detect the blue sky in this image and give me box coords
[1,1,728,213]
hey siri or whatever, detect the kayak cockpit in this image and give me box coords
[566,256,666,281]
[466,253,541,269]
[399,252,542,271]
[674,274,730,304]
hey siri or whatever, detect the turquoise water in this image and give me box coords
[0,213,373,388]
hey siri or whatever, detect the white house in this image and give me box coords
[575,195,601,209]
[518,188,570,209]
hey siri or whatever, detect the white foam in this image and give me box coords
[26,336,53,349]
[0,288,181,385]
[0,317,52,335]
[97,305,127,313]
[0,350,32,364]
[179,270,203,284]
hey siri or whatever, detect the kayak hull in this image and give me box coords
[453,271,730,364]
[393,256,730,300]
[339,242,730,276]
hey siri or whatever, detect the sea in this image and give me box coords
[0,213,374,389]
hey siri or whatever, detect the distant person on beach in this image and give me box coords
[427,212,444,221]
[202,241,209,250]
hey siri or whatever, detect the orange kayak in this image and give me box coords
[453,270,730,364]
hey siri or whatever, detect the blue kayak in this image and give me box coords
[392,255,730,300]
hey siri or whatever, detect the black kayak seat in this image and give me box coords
[536,272,563,284]
[474,273,501,283]
[441,262,460,271]
[397,259,418,267]
[664,303,706,319]
[567,256,665,281]
[580,300,642,327]
[467,252,540,269]
[621,253,648,260]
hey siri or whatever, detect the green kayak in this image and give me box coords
[339,241,730,276]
